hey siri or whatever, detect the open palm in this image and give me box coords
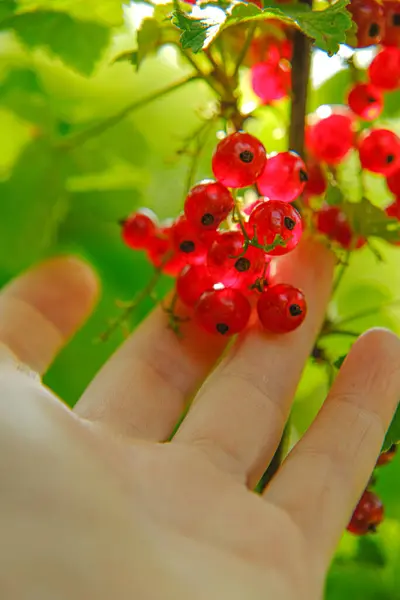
[1,240,400,600]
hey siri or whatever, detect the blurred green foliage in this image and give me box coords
[2,2,400,597]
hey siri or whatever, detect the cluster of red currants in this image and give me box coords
[349,0,400,48]
[250,30,293,104]
[347,444,397,535]
[121,131,308,337]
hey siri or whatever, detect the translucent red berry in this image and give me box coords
[382,1,400,46]
[315,205,366,249]
[257,151,307,203]
[257,284,307,333]
[347,490,384,535]
[304,161,327,197]
[121,209,157,249]
[306,110,354,165]
[376,443,397,467]
[147,226,184,276]
[195,288,251,336]
[347,83,383,121]
[251,60,291,103]
[212,132,267,188]
[386,169,400,196]
[176,265,214,308]
[368,46,400,90]
[385,197,400,219]
[358,129,400,175]
[207,230,266,289]
[184,180,233,231]
[171,216,213,265]
[248,200,302,256]
[348,0,385,47]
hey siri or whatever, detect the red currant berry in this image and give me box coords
[315,206,366,249]
[212,132,267,188]
[207,231,266,289]
[176,265,214,308]
[121,209,157,249]
[348,0,385,47]
[382,1,400,46]
[257,283,307,333]
[347,83,383,121]
[251,59,291,103]
[248,200,302,256]
[347,490,384,535]
[386,169,400,196]
[358,129,400,175]
[195,288,251,336]
[385,197,400,219]
[304,161,327,197]
[171,216,213,265]
[184,180,233,231]
[147,226,184,276]
[257,151,307,203]
[368,46,400,90]
[376,443,397,467]
[306,109,354,165]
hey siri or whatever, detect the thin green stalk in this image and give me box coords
[232,22,257,79]
[59,74,199,150]
[331,250,351,296]
[255,421,291,493]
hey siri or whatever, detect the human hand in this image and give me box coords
[1,241,400,600]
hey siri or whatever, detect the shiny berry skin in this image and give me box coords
[257,151,307,203]
[386,169,400,196]
[171,216,213,265]
[382,1,400,46]
[184,180,233,231]
[306,111,354,165]
[248,200,302,256]
[257,284,307,334]
[304,161,327,197]
[176,265,214,308]
[347,490,384,535]
[146,227,184,276]
[207,231,266,289]
[348,0,385,47]
[121,209,157,249]
[347,83,383,121]
[376,443,397,467]
[385,197,400,219]
[195,288,251,336]
[358,129,400,175]
[251,60,291,104]
[368,46,400,90]
[212,132,267,188]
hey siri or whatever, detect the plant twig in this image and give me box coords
[332,249,351,295]
[331,298,400,328]
[59,74,200,150]
[288,0,312,155]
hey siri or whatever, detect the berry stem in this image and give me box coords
[232,193,287,253]
[330,297,400,328]
[184,117,218,195]
[255,420,291,493]
[232,22,257,79]
[59,74,200,150]
[332,249,351,295]
[288,0,312,155]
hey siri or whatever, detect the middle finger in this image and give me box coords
[174,239,335,485]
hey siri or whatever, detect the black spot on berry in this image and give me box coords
[368,524,378,534]
[289,303,302,317]
[180,240,195,253]
[284,216,296,230]
[386,154,395,164]
[367,96,377,103]
[201,213,214,226]
[216,323,229,335]
[368,22,380,37]
[235,257,251,272]
[299,169,308,182]
[393,13,400,26]
[239,150,254,163]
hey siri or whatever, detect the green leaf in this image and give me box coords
[2,11,110,75]
[333,355,347,369]
[15,0,124,26]
[0,0,17,21]
[382,405,400,452]
[325,184,344,206]
[0,67,52,126]
[342,197,400,242]
[172,0,352,55]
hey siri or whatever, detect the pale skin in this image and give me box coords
[0,239,400,600]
